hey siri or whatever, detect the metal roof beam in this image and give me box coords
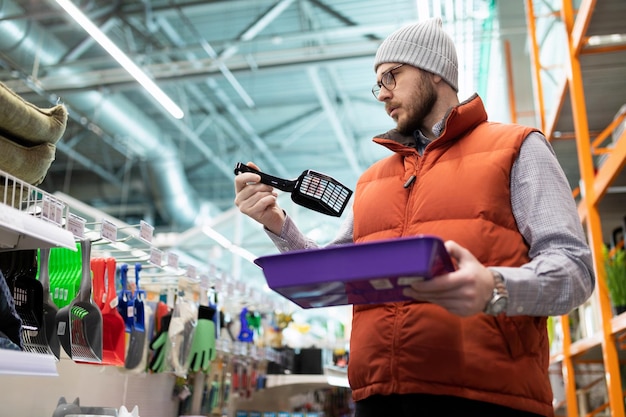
[8,43,377,94]
[206,78,290,178]
[220,0,296,60]
[55,141,124,187]
[308,66,362,176]
[172,5,255,108]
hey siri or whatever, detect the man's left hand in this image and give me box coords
[401,240,495,317]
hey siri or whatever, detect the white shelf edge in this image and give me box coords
[0,203,76,250]
[0,349,58,376]
[266,370,349,389]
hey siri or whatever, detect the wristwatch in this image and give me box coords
[484,269,508,315]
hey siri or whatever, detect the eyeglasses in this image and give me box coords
[372,64,404,98]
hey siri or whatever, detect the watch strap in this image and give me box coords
[484,269,508,315]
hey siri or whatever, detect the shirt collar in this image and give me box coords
[414,120,444,154]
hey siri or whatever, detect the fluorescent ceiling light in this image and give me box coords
[202,225,258,264]
[55,0,184,119]
[203,225,233,248]
[229,245,257,264]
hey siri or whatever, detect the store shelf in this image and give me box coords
[233,369,349,415]
[267,374,349,390]
[0,349,58,376]
[0,170,76,251]
[267,366,349,389]
[267,374,331,388]
[0,202,75,251]
[550,312,626,363]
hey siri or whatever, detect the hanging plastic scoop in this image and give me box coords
[38,248,61,359]
[68,239,102,363]
[125,263,146,370]
[234,162,352,217]
[91,257,125,366]
[13,249,53,357]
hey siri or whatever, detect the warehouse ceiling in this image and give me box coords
[1,0,624,294]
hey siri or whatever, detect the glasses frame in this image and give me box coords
[372,64,405,98]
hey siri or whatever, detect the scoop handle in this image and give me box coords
[39,248,51,294]
[234,162,296,192]
[77,239,93,303]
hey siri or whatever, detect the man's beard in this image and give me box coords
[396,76,437,136]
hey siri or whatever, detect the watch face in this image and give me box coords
[490,296,507,314]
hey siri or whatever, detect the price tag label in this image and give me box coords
[247,285,255,298]
[149,247,163,267]
[200,274,209,289]
[167,252,179,269]
[186,265,197,279]
[41,195,65,226]
[67,213,86,239]
[41,195,53,223]
[100,219,117,242]
[139,220,154,243]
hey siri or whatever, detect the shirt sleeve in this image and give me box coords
[265,209,354,252]
[493,131,595,316]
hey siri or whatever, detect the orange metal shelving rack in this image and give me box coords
[524,0,626,416]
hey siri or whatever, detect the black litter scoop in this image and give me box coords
[234,162,353,217]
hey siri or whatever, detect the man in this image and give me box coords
[234,17,594,417]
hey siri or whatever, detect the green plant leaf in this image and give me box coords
[603,245,626,307]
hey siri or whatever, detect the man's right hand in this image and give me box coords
[234,161,286,235]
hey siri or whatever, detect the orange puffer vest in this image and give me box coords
[349,95,552,416]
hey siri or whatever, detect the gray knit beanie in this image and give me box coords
[374,17,459,92]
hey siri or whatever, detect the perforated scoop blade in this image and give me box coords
[234,162,352,217]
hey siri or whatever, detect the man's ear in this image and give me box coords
[431,73,443,85]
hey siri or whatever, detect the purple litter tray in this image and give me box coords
[254,235,455,309]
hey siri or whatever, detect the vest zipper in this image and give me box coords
[401,154,420,236]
